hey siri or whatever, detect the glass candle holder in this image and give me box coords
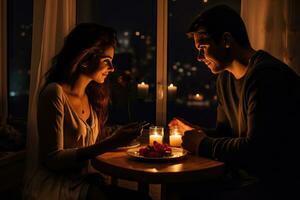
[169,126,183,147]
[149,126,164,145]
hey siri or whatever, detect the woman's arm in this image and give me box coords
[38,84,144,170]
[38,84,83,171]
[76,122,144,161]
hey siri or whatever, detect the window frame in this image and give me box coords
[156,0,168,126]
[0,0,8,124]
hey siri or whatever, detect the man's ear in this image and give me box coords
[223,32,233,48]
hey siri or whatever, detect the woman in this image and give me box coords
[24,23,150,200]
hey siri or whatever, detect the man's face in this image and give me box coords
[193,28,230,74]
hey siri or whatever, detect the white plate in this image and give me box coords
[126,147,188,161]
[115,140,141,151]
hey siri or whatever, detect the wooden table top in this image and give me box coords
[92,148,225,184]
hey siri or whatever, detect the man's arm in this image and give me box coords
[198,69,290,168]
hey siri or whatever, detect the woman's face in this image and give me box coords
[87,46,115,84]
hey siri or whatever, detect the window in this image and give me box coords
[77,0,241,127]
[7,0,33,121]
[167,0,241,127]
[5,0,241,128]
[77,0,157,125]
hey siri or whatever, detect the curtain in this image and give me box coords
[0,0,7,125]
[25,0,76,182]
[241,0,300,75]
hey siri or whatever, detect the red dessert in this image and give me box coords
[139,141,172,157]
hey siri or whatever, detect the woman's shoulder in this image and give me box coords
[39,82,65,101]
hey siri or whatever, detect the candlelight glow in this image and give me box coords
[168,83,177,100]
[137,82,149,98]
[194,93,204,101]
[149,126,164,145]
[169,126,183,147]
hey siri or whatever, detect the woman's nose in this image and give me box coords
[197,49,205,62]
[107,61,115,72]
[109,65,115,72]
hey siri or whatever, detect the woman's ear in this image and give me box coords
[78,62,89,73]
[80,60,89,68]
[223,32,232,49]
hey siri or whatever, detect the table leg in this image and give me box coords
[110,176,118,186]
[138,182,149,195]
[161,184,180,200]
[161,184,167,200]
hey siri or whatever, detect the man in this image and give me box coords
[169,4,300,199]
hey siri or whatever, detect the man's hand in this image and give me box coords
[181,129,207,154]
[168,117,196,134]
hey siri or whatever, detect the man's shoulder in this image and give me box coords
[247,50,300,82]
[250,50,293,74]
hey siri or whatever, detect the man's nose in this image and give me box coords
[197,49,205,62]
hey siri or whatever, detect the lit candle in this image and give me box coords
[149,133,163,145]
[168,83,177,100]
[169,126,183,147]
[137,82,149,98]
[169,134,182,147]
[149,126,164,145]
[194,93,204,101]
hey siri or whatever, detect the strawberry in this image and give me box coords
[153,141,163,152]
[138,142,173,157]
[139,147,149,156]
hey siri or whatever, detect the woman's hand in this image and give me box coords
[105,122,146,149]
[77,122,148,160]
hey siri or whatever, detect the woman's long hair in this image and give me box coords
[44,23,117,128]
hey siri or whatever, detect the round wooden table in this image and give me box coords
[92,147,224,200]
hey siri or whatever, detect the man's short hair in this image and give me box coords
[187,4,251,48]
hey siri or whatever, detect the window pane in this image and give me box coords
[7,0,33,120]
[167,0,241,128]
[77,0,157,125]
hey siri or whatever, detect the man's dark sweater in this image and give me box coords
[199,50,300,194]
